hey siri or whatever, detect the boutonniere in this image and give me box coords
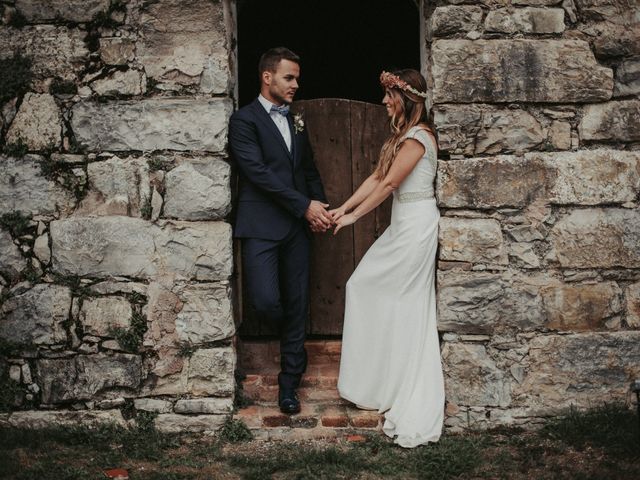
[293,112,305,134]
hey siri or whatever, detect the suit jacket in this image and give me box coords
[229,98,327,240]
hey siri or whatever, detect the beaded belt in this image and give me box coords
[396,191,434,203]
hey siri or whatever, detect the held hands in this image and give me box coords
[333,213,357,235]
[305,201,358,235]
[329,205,357,235]
[305,200,333,233]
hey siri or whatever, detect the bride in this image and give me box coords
[331,69,444,448]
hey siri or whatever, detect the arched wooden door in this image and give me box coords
[240,99,391,337]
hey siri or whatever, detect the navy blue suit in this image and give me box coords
[229,98,327,391]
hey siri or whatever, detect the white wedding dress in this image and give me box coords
[337,126,444,448]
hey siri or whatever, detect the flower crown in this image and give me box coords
[380,71,428,99]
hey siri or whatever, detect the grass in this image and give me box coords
[0,404,637,479]
[109,310,148,353]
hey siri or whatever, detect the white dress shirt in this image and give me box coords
[258,94,292,152]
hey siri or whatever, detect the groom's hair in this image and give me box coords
[258,47,300,76]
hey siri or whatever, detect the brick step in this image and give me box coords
[234,403,382,441]
[238,339,343,372]
[241,369,343,405]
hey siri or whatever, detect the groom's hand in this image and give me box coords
[305,200,333,231]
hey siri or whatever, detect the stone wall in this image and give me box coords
[428,0,640,429]
[0,0,638,433]
[0,0,237,432]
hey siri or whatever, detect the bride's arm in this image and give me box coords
[334,139,425,234]
[330,174,380,220]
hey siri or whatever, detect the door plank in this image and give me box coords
[352,101,390,265]
[294,99,354,335]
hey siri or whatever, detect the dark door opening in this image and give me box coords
[236,1,421,338]
[236,0,421,106]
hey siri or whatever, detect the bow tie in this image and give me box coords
[270,104,290,116]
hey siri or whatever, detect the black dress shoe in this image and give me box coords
[279,389,301,414]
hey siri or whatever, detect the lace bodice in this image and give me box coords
[394,126,437,203]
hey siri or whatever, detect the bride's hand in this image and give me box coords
[329,205,348,222]
[333,213,357,235]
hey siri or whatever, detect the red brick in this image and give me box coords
[350,415,380,428]
[321,415,349,427]
[346,434,367,442]
[242,374,261,386]
[290,416,318,428]
[262,374,279,386]
[263,414,291,427]
[300,376,320,388]
[299,387,341,402]
[324,341,342,355]
[103,469,129,480]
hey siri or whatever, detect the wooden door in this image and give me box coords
[239,99,390,337]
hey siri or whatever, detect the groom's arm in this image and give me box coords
[229,114,310,218]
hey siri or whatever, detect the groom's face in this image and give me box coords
[263,59,300,105]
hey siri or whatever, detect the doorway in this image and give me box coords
[236,0,422,337]
[236,0,421,105]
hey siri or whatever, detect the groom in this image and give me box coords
[228,47,332,414]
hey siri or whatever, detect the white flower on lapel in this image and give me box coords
[293,112,305,134]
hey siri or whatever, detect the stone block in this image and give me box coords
[6,93,61,151]
[99,37,136,66]
[438,217,507,265]
[432,39,613,103]
[589,22,640,58]
[175,283,235,344]
[442,342,511,407]
[579,100,640,142]
[0,228,27,278]
[174,397,233,414]
[71,98,232,152]
[0,26,88,86]
[515,332,640,410]
[0,284,71,346]
[51,217,232,281]
[438,271,623,334]
[137,0,231,93]
[626,282,640,327]
[15,0,111,22]
[78,156,150,217]
[187,347,235,397]
[532,149,640,205]
[0,155,76,216]
[437,271,546,334]
[4,410,128,429]
[33,233,50,264]
[434,105,545,155]
[79,296,133,337]
[154,414,225,433]
[90,70,146,97]
[436,156,550,208]
[614,58,640,97]
[548,208,640,268]
[430,6,484,36]
[437,150,640,208]
[540,281,623,331]
[134,398,173,413]
[485,8,565,33]
[37,353,142,404]
[163,160,231,220]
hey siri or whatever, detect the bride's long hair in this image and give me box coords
[374,69,434,179]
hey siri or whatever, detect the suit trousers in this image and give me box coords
[242,221,310,391]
